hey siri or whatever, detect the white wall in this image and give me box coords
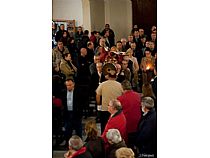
[52,0,83,26]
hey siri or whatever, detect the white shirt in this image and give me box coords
[67,90,73,111]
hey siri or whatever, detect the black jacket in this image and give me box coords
[60,87,83,120]
[135,108,157,156]
[107,140,127,158]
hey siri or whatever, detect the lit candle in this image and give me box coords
[146,65,150,70]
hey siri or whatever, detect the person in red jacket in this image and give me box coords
[64,135,93,158]
[117,80,142,150]
[101,99,127,148]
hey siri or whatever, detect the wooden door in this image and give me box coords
[131,0,157,36]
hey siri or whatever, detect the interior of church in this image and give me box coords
[52,0,157,158]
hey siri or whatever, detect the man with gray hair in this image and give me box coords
[135,97,157,157]
[106,129,127,158]
[64,135,93,158]
[101,99,127,148]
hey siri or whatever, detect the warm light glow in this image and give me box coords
[146,65,150,70]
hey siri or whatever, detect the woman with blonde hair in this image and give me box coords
[84,120,105,158]
[115,147,135,158]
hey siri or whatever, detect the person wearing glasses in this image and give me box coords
[101,99,127,148]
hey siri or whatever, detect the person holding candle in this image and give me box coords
[140,48,156,84]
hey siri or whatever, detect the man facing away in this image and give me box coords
[96,66,123,133]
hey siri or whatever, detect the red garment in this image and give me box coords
[102,110,127,145]
[53,97,63,108]
[99,47,108,63]
[70,147,86,158]
[90,35,96,43]
[117,90,142,133]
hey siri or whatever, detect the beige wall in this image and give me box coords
[89,0,105,32]
[104,0,132,42]
[53,0,132,41]
[52,0,83,26]
[82,0,91,31]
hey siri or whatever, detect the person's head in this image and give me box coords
[94,55,100,63]
[134,30,139,38]
[57,40,64,50]
[104,30,110,37]
[84,30,89,36]
[65,78,75,91]
[140,35,147,44]
[121,60,128,70]
[139,28,144,36]
[96,62,103,73]
[130,42,136,50]
[115,63,121,73]
[145,41,150,48]
[142,83,156,99]
[123,54,129,61]
[120,38,127,46]
[52,22,57,30]
[87,41,94,50]
[126,48,133,57]
[68,135,84,151]
[106,129,122,144]
[115,147,135,158]
[99,38,106,47]
[141,97,154,113]
[77,26,83,33]
[62,31,68,38]
[116,41,122,51]
[133,24,138,29]
[60,24,64,31]
[151,32,157,42]
[105,24,110,29]
[151,25,157,32]
[128,35,133,42]
[80,48,87,57]
[145,48,152,58]
[63,53,71,61]
[108,99,122,114]
[95,31,100,38]
[121,80,132,91]
[85,120,98,140]
[149,41,155,51]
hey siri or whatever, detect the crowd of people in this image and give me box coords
[52,22,157,158]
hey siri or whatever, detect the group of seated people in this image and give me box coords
[52,23,157,158]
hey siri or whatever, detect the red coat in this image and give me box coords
[117,90,142,133]
[102,110,127,145]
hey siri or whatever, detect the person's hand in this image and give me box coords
[64,151,69,158]
[64,150,73,158]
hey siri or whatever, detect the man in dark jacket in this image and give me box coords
[60,78,83,147]
[135,97,157,158]
[101,24,115,47]
[55,24,69,42]
[76,48,91,118]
